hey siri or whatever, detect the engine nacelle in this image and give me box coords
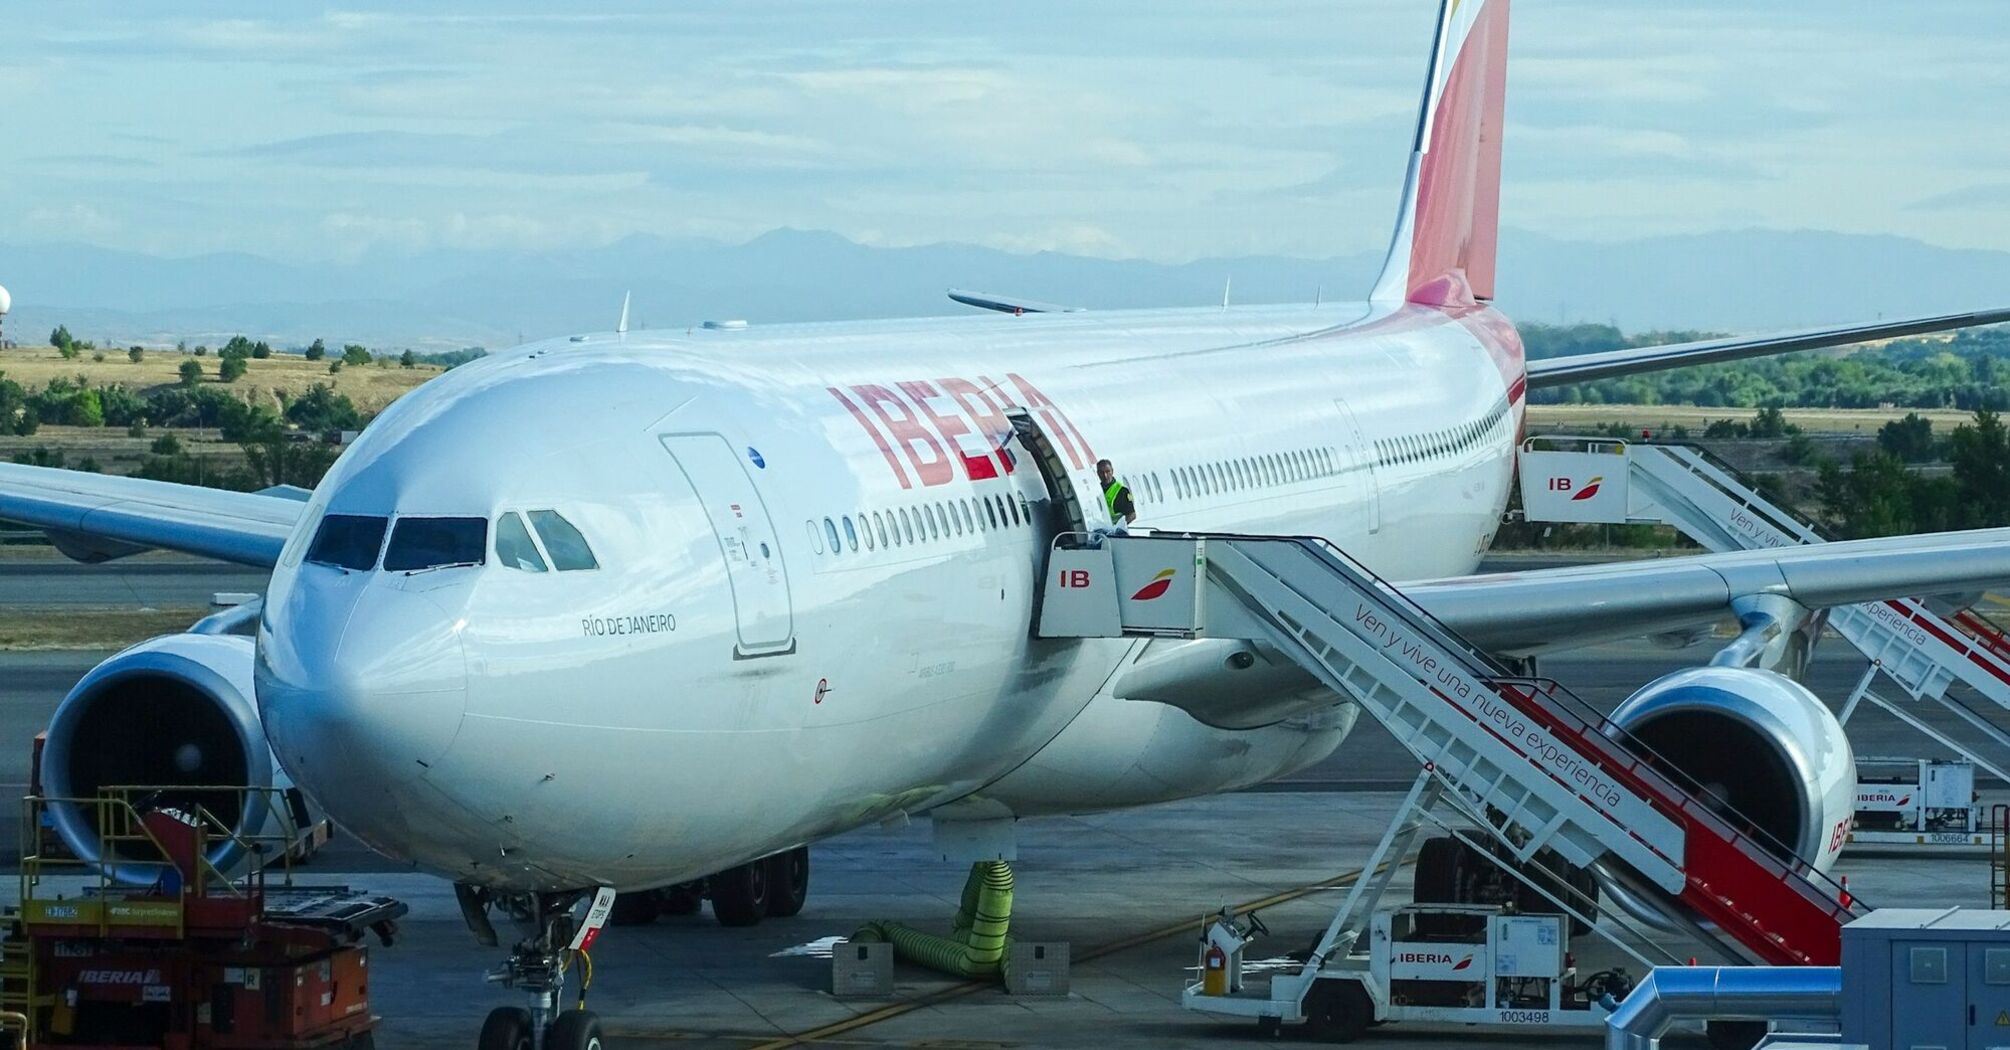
[1598,666,1854,928]
[41,633,297,883]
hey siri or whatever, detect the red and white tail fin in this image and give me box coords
[1370,0,1511,308]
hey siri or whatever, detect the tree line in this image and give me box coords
[2,330,486,490]
[1527,324,2010,410]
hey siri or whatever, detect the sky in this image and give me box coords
[1,2,2005,265]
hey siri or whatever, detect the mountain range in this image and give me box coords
[2,227,2006,351]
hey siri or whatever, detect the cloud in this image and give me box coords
[21,204,122,240]
[2,1,2006,262]
[1906,183,2010,212]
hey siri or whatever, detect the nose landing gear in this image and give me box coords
[466,887,613,1050]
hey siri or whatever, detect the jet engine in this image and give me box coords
[40,632,303,883]
[1597,665,1854,929]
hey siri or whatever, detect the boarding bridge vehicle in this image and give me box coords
[1037,531,1864,1034]
[1521,437,2010,841]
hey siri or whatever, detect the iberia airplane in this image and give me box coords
[3,0,2008,1045]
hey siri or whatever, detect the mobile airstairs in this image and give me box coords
[1037,532,1863,1029]
[1523,437,2010,846]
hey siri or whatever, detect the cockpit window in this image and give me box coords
[528,510,598,571]
[495,512,547,572]
[307,514,387,570]
[384,517,487,572]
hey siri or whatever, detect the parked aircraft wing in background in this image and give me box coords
[947,288,1086,315]
[1526,307,2010,387]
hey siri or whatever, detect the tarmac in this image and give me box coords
[3,552,2008,1047]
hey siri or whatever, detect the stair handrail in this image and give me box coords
[1186,530,1867,926]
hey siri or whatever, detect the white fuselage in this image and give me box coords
[255,298,1524,891]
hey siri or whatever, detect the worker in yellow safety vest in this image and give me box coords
[1097,459,1136,525]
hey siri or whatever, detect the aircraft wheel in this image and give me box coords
[766,846,810,917]
[1414,837,1460,903]
[476,1006,533,1050]
[711,860,771,927]
[607,892,659,926]
[545,1009,605,1050]
[1303,979,1371,1043]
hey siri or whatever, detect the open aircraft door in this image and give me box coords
[660,433,795,657]
[1003,408,1097,540]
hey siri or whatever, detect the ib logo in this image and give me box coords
[1130,569,1177,602]
[1547,475,1603,502]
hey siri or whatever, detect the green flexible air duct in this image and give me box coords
[853,860,1014,982]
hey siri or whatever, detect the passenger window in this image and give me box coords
[843,515,859,552]
[959,500,975,534]
[824,517,842,554]
[1017,496,1030,525]
[529,510,599,571]
[307,514,388,571]
[899,507,915,545]
[495,512,547,572]
[806,520,825,554]
[984,498,999,529]
[873,512,889,549]
[384,516,487,572]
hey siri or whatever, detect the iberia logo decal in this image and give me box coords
[1452,954,1475,972]
[1131,569,1177,602]
[1570,475,1604,501]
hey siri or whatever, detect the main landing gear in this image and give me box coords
[604,846,811,929]
[457,887,609,1050]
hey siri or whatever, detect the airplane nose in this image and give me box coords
[258,581,469,793]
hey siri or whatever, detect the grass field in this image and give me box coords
[0,607,209,650]
[1526,403,1971,436]
[0,342,440,414]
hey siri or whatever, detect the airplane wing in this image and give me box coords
[0,462,303,567]
[1406,527,2010,657]
[1527,307,2010,387]
[947,288,1086,315]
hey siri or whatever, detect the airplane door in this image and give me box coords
[1333,397,1380,533]
[660,433,795,657]
[1004,408,1097,538]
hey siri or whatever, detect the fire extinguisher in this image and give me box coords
[1202,942,1230,996]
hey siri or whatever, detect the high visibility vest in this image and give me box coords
[1103,478,1130,522]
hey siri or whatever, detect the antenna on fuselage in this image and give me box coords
[616,291,631,336]
[1221,275,1232,310]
